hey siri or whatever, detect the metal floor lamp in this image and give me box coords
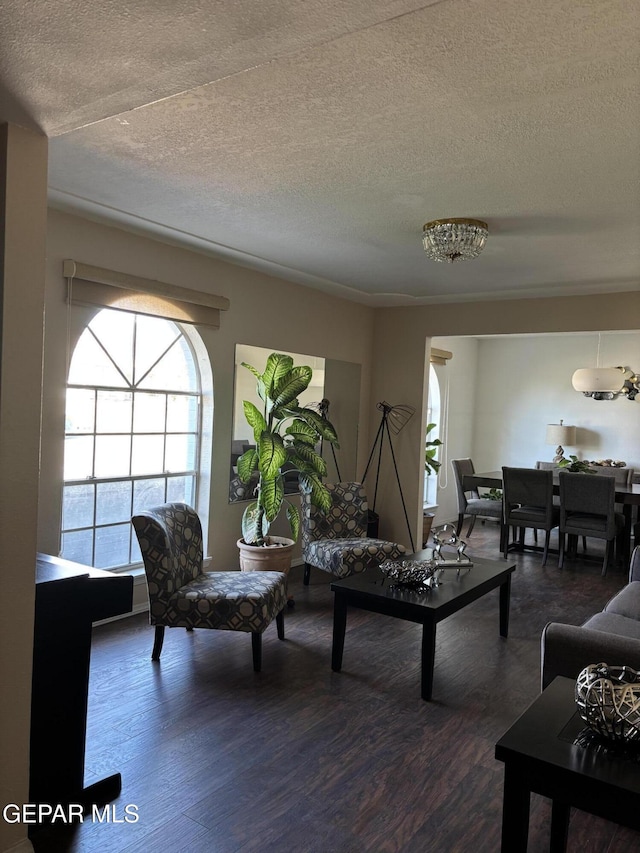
[360,401,416,551]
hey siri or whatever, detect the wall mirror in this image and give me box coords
[229,344,361,502]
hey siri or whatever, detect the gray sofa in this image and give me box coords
[541,545,640,689]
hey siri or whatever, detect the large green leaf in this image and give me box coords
[299,472,331,512]
[288,407,339,446]
[239,364,265,402]
[258,432,287,479]
[285,419,318,444]
[286,501,300,542]
[273,366,312,409]
[237,448,258,483]
[260,475,285,523]
[262,353,294,397]
[243,401,267,443]
[241,502,262,544]
[289,442,327,477]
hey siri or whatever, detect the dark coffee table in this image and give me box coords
[495,676,640,852]
[330,552,515,700]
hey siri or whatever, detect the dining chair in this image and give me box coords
[299,481,406,583]
[131,502,287,671]
[589,466,635,486]
[558,472,625,576]
[502,467,560,566]
[451,458,503,537]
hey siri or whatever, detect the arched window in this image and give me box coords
[61,308,207,569]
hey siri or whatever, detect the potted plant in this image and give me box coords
[424,422,443,475]
[557,455,596,474]
[422,422,443,546]
[236,352,339,572]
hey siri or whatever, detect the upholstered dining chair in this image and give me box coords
[558,472,625,576]
[451,458,502,537]
[131,502,287,671]
[589,466,635,485]
[300,482,406,584]
[502,467,560,566]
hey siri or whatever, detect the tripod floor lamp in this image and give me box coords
[360,401,416,551]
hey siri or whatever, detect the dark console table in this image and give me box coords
[29,553,133,833]
[495,676,640,851]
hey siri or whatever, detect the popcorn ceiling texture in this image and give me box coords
[1,0,638,303]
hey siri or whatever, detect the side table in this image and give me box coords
[495,676,640,852]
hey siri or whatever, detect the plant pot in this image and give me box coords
[422,512,435,548]
[237,536,295,574]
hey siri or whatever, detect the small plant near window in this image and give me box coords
[424,422,443,476]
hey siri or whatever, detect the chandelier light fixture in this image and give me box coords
[422,218,489,263]
[571,333,639,400]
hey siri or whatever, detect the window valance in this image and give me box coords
[430,347,452,365]
[63,260,230,328]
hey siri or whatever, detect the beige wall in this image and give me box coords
[371,293,640,548]
[0,124,47,853]
[39,210,376,572]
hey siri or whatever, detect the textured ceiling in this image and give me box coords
[1,0,639,305]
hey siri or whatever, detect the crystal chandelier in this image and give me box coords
[422,218,489,263]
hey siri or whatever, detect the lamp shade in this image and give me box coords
[572,368,625,394]
[546,423,576,447]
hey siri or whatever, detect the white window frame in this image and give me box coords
[61,307,213,570]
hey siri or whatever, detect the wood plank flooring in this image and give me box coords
[32,525,640,852]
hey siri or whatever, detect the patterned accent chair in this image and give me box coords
[131,503,287,671]
[300,482,406,584]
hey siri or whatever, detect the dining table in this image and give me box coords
[464,469,640,563]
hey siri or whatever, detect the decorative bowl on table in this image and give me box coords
[575,663,640,743]
[379,558,443,592]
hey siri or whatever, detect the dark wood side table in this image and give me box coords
[330,554,515,700]
[495,676,640,852]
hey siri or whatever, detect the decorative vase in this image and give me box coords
[575,662,640,743]
[237,536,295,574]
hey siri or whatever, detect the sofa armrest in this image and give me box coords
[541,622,640,690]
[629,546,640,583]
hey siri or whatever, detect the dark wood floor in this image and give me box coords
[32,524,640,853]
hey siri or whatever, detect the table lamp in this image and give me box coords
[545,420,577,463]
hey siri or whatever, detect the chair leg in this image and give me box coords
[251,632,262,672]
[456,514,464,537]
[558,533,565,569]
[151,625,165,661]
[602,540,613,577]
[503,523,510,559]
[533,529,538,544]
[518,527,526,549]
[466,516,477,537]
[303,563,311,586]
[542,530,551,567]
[276,609,285,640]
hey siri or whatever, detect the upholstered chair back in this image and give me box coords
[451,458,478,512]
[300,482,368,552]
[559,472,618,539]
[132,503,203,621]
[590,466,635,486]
[503,467,555,526]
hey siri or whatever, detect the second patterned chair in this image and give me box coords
[300,482,406,584]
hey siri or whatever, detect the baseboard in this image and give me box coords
[2,837,34,853]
